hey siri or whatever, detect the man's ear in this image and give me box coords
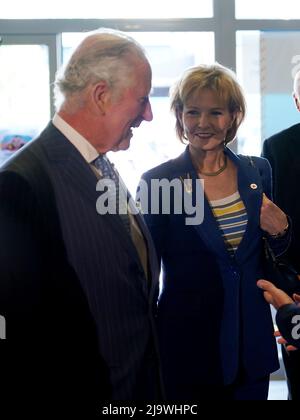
[293,93,300,112]
[93,81,111,114]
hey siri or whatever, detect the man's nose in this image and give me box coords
[142,100,153,122]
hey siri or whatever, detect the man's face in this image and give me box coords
[105,60,153,152]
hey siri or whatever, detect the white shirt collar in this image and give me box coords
[52,113,99,164]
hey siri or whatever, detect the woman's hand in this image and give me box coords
[260,193,288,236]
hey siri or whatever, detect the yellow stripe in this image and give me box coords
[213,201,245,217]
[224,237,241,247]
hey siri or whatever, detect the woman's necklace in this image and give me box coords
[199,155,227,177]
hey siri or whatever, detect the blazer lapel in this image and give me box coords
[287,126,300,173]
[42,123,99,206]
[173,147,263,263]
[42,124,150,293]
[226,150,263,263]
[175,147,230,260]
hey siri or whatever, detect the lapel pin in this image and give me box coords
[180,174,193,194]
[250,183,258,190]
[135,200,143,214]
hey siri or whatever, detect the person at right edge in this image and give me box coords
[262,69,300,400]
[257,279,300,351]
[139,64,291,400]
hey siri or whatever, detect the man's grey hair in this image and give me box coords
[54,28,147,109]
[294,70,300,99]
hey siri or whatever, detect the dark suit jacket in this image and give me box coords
[262,123,300,272]
[0,123,161,414]
[141,146,289,399]
[276,304,300,349]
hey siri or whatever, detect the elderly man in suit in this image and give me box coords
[262,70,300,400]
[0,29,161,415]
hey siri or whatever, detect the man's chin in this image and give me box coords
[112,136,132,152]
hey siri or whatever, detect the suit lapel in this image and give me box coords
[42,124,152,297]
[287,125,300,172]
[193,197,230,259]
[174,147,230,259]
[42,123,99,206]
[227,151,263,263]
[127,187,159,297]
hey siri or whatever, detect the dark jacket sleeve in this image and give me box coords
[0,171,52,411]
[276,304,300,349]
[261,138,275,174]
[0,170,109,415]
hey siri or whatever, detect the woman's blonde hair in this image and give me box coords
[170,63,246,144]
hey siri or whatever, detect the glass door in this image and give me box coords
[236,30,300,155]
[0,35,55,164]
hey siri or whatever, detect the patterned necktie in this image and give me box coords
[93,155,131,234]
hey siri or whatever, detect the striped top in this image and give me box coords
[210,191,248,255]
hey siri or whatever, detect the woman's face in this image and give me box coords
[180,88,235,153]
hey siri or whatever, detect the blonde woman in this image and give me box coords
[140,64,290,400]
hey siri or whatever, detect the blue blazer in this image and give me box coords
[141,146,289,396]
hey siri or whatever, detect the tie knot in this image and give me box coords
[93,155,117,181]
